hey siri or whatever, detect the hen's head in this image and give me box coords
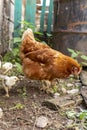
[5,76,19,87]
[10,76,19,84]
[67,58,82,77]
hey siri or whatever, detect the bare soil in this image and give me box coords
[0,78,85,130]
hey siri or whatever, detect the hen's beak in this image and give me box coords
[78,67,82,75]
[16,77,19,82]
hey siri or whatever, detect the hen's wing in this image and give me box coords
[20,39,50,61]
[25,48,58,64]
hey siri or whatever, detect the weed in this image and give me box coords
[68,48,87,66]
[9,103,24,110]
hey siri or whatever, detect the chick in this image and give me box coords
[2,62,13,74]
[0,75,19,97]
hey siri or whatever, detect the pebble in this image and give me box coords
[75,80,81,83]
[67,89,79,94]
[33,94,37,98]
[80,70,87,86]
[35,116,48,128]
[61,87,67,94]
[67,119,74,125]
[67,83,74,87]
[53,93,60,98]
[75,83,82,87]
[74,127,79,130]
[0,108,3,118]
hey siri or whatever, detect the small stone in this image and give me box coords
[67,89,79,95]
[33,94,37,98]
[80,70,87,86]
[76,80,81,83]
[53,93,60,98]
[35,116,48,128]
[75,83,82,87]
[67,83,74,87]
[80,86,87,105]
[74,127,79,130]
[67,119,74,125]
[0,108,3,118]
[61,87,67,94]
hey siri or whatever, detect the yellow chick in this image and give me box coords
[2,62,13,74]
[0,75,19,97]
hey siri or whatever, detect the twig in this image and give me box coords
[32,117,37,130]
[0,120,9,128]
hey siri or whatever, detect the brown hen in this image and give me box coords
[20,28,81,93]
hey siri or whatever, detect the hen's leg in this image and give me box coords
[51,79,59,93]
[3,68,10,74]
[39,79,59,94]
[3,86,9,97]
[2,79,9,97]
[40,80,54,94]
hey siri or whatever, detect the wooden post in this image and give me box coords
[14,0,22,37]
[40,0,46,32]
[0,0,3,39]
[47,0,53,34]
[9,0,14,40]
[25,0,36,26]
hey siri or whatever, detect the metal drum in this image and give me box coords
[53,0,87,58]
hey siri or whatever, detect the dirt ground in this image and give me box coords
[0,78,86,130]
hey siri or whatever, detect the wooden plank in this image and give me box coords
[14,0,22,37]
[9,2,14,40]
[0,0,3,37]
[47,0,53,34]
[40,0,46,32]
[25,0,36,26]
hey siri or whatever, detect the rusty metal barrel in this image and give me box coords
[53,0,87,57]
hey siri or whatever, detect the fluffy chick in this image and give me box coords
[2,62,13,74]
[0,75,19,97]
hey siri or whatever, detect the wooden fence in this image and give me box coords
[0,0,14,54]
[0,0,53,54]
[14,0,53,37]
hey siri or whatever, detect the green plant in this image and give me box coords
[77,110,87,120]
[52,85,58,93]
[3,21,53,75]
[66,110,87,129]
[67,48,80,59]
[3,43,22,74]
[3,21,35,74]
[68,48,87,66]
[46,33,53,47]
[9,103,24,110]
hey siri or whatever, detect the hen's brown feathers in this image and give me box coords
[20,28,81,80]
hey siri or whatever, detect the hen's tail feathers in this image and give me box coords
[22,28,35,41]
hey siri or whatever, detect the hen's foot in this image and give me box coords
[5,93,10,97]
[40,80,59,95]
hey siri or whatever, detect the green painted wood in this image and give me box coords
[14,0,22,37]
[40,0,46,32]
[25,0,36,26]
[47,0,53,34]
